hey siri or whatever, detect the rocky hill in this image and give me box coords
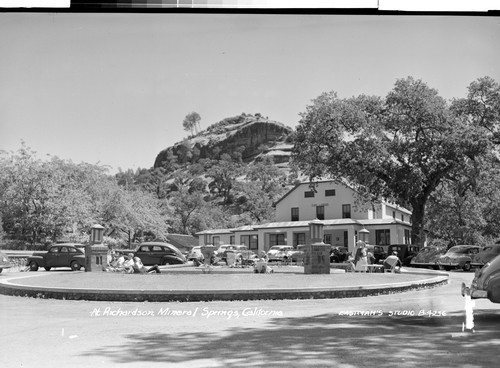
[154,114,294,168]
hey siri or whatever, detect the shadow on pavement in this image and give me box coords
[81,309,500,367]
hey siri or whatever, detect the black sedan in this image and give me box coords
[27,243,86,271]
[134,242,186,266]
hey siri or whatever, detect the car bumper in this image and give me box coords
[437,261,460,268]
[461,278,488,299]
[410,262,438,267]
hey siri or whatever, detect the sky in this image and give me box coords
[0,12,499,173]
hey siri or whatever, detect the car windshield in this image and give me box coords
[447,246,470,254]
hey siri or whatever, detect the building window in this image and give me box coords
[270,234,286,247]
[291,207,299,221]
[294,233,305,246]
[241,235,258,250]
[230,235,235,245]
[344,231,348,247]
[376,229,390,245]
[401,214,405,222]
[304,191,315,198]
[404,229,411,244]
[342,204,351,218]
[323,234,332,245]
[212,236,220,247]
[316,205,325,220]
[393,211,396,219]
[325,189,336,196]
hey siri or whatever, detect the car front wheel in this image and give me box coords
[29,262,39,271]
[462,262,471,272]
[71,261,81,271]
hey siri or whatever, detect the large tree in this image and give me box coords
[292,77,499,246]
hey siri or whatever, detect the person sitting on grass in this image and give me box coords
[105,252,125,272]
[123,253,136,274]
[133,256,161,274]
[253,253,273,273]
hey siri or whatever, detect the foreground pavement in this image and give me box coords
[0,271,498,368]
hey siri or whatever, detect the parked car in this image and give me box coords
[410,246,446,269]
[330,246,349,263]
[215,244,256,264]
[0,250,14,273]
[267,245,294,262]
[436,245,482,271]
[463,253,500,303]
[134,242,186,266]
[289,245,305,264]
[387,244,420,266]
[371,245,388,264]
[215,245,234,260]
[471,244,500,268]
[27,243,86,271]
[187,246,203,262]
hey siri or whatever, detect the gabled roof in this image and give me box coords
[165,234,199,250]
[195,229,236,235]
[273,179,354,207]
[253,219,362,229]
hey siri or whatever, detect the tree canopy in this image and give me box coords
[182,111,201,136]
[292,76,500,246]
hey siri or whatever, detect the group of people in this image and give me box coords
[106,251,161,274]
[351,241,402,272]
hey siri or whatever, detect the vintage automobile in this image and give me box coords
[289,245,305,264]
[267,245,294,262]
[330,246,349,263]
[471,244,500,269]
[225,245,256,264]
[187,246,203,262]
[27,243,86,271]
[436,245,482,271]
[410,246,446,269]
[0,250,14,273]
[387,244,420,266]
[462,254,500,303]
[215,244,256,264]
[134,242,186,266]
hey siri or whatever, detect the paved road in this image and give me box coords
[1,270,499,368]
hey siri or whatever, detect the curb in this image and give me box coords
[0,271,448,302]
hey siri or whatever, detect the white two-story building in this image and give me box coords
[197,180,412,255]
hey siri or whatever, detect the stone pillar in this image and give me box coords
[304,219,330,274]
[85,224,108,272]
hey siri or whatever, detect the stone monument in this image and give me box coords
[304,219,330,274]
[85,224,109,272]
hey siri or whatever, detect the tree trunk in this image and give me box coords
[410,199,427,247]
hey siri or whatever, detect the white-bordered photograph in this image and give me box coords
[1,8,499,368]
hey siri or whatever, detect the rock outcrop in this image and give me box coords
[154,114,293,168]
